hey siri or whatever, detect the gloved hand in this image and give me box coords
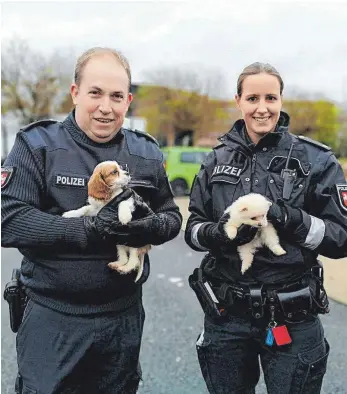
[267,199,309,242]
[197,212,258,251]
[84,188,153,244]
[113,213,166,247]
[267,199,302,230]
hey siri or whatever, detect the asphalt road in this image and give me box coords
[2,231,347,394]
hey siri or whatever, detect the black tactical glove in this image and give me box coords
[197,212,258,251]
[112,206,182,248]
[267,199,309,241]
[84,188,153,244]
[113,214,166,247]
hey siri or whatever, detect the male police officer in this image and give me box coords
[1,47,182,394]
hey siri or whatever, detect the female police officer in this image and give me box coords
[185,62,347,394]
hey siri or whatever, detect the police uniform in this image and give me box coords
[185,112,347,393]
[1,110,182,394]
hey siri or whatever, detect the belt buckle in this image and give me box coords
[249,284,264,319]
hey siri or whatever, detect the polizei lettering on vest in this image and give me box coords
[212,166,242,177]
[56,175,85,187]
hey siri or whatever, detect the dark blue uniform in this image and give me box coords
[185,112,347,393]
[2,111,182,393]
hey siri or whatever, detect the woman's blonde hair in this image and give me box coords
[74,47,131,91]
[237,62,284,96]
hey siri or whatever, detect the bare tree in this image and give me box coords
[1,37,72,124]
[144,65,225,98]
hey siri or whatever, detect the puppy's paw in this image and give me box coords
[241,266,249,275]
[118,200,133,224]
[224,224,237,240]
[108,261,120,271]
[138,245,151,255]
[108,261,132,273]
[62,210,78,218]
[240,261,252,275]
[272,245,286,256]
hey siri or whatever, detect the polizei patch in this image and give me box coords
[336,184,347,211]
[212,165,242,177]
[1,167,15,189]
[211,164,244,185]
[55,175,87,188]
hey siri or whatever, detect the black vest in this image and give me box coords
[19,114,163,313]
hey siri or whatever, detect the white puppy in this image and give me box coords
[223,193,286,274]
[62,160,151,282]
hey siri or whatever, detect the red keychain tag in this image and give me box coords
[272,325,292,346]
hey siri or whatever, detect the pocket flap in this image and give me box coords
[128,179,158,190]
[299,338,330,368]
[267,156,311,177]
[277,286,312,318]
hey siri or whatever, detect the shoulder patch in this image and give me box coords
[297,136,331,151]
[1,166,15,189]
[20,119,58,133]
[126,128,159,146]
[336,184,347,212]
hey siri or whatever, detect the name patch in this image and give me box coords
[55,175,86,187]
[336,184,347,211]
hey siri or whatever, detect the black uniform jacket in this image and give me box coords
[1,112,182,313]
[185,112,347,285]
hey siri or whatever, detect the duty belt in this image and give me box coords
[212,277,317,322]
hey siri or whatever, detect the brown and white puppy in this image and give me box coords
[62,160,151,282]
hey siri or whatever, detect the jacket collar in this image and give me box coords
[218,111,290,151]
[62,110,124,147]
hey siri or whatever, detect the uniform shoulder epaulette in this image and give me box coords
[213,142,225,149]
[127,128,159,146]
[20,119,58,132]
[214,135,227,149]
[297,135,331,151]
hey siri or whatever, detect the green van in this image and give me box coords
[161,146,212,196]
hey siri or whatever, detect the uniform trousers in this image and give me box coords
[16,299,145,394]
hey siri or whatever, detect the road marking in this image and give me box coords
[169,277,182,283]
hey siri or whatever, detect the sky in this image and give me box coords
[2,0,347,105]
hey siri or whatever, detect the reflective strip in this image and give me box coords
[196,329,205,346]
[303,216,326,250]
[191,223,210,251]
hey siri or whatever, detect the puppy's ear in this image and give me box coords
[88,171,111,200]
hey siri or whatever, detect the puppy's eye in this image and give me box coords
[112,170,119,175]
[251,217,256,220]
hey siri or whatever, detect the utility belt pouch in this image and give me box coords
[311,261,330,314]
[15,373,22,394]
[3,268,27,333]
[188,268,224,319]
[277,286,312,321]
